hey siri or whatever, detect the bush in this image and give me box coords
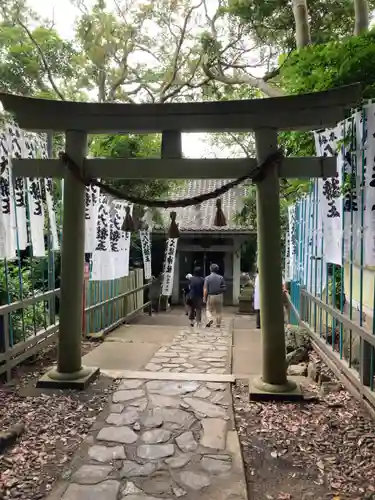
[281,29,375,99]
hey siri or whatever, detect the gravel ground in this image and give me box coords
[233,360,375,500]
[0,343,116,500]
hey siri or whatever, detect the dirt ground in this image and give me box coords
[233,375,375,500]
[0,341,117,500]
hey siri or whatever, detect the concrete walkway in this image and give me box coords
[47,310,253,500]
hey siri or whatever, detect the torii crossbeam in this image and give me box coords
[0,84,361,397]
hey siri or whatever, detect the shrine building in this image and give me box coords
[154,179,253,306]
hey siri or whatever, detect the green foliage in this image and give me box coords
[89,133,181,200]
[0,261,47,344]
[0,23,81,98]
[281,29,375,99]
[225,0,375,50]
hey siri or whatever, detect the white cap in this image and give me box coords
[186,273,193,279]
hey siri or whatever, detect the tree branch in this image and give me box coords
[201,0,285,98]
[160,1,203,101]
[16,18,66,100]
[202,60,284,98]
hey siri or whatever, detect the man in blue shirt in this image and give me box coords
[203,263,226,327]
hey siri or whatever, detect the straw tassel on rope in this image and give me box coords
[121,205,135,232]
[214,198,226,227]
[168,211,180,238]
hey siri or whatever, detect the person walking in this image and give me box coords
[183,274,192,315]
[203,263,226,328]
[188,267,205,327]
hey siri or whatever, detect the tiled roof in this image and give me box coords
[155,179,252,232]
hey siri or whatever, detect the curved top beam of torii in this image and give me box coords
[0,83,361,134]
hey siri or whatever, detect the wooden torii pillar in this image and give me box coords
[0,84,361,394]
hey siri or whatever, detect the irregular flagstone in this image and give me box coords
[97,426,138,445]
[153,408,196,429]
[154,352,179,358]
[183,397,228,418]
[173,485,187,497]
[110,403,125,413]
[53,320,245,500]
[141,412,163,428]
[118,380,144,390]
[207,368,226,374]
[205,454,232,461]
[113,389,145,403]
[142,471,173,495]
[146,380,199,396]
[124,496,172,500]
[165,454,192,469]
[201,456,232,474]
[199,352,227,359]
[150,357,170,363]
[88,445,126,463]
[126,398,148,411]
[200,418,227,450]
[71,465,113,485]
[178,471,211,491]
[145,363,162,371]
[141,428,171,444]
[122,480,143,495]
[106,409,139,426]
[62,480,120,500]
[176,431,198,452]
[148,394,182,409]
[120,461,157,478]
[210,392,228,405]
[137,443,175,460]
[206,382,227,391]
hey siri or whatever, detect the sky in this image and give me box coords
[27,0,244,159]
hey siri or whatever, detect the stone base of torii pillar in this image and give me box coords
[248,128,302,402]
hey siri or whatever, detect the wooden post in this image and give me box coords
[250,128,299,399]
[37,131,99,389]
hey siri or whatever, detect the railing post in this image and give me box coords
[360,339,372,387]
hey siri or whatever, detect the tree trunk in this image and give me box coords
[292,0,311,49]
[354,0,369,35]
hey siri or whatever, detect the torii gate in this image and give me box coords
[0,84,361,398]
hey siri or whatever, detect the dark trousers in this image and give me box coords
[189,297,203,323]
[256,310,261,329]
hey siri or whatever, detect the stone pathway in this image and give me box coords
[144,323,232,375]
[51,319,247,500]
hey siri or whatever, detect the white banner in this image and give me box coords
[91,199,132,281]
[284,228,291,282]
[27,177,45,257]
[9,125,28,251]
[23,131,47,257]
[161,238,177,296]
[84,185,100,253]
[314,127,342,265]
[112,203,130,279]
[140,230,152,280]
[117,203,132,278]
[307,185,326,297]
[363,104,375,266]
[91,195,114,281]
[45,178,59,251]
[340,118,361,265]
[0,130,16,259]
[288,204,296,280]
